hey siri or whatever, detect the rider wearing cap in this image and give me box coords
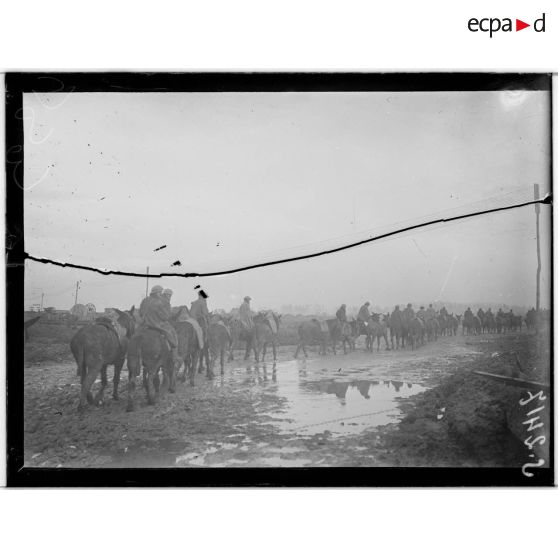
[239,296,254,329]
[336,304,347,324]
[190,290,210,343]
[357,302,371,323]
[139,285,178,361]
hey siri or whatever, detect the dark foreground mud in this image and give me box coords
[379,331,551,467]
[23,331,550,468]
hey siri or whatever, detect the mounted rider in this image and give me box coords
[403,303,415,322]
[336,304,347,324]
[190,289,210,347]
[426,304,436,321]
[417,306,426,323]
[139,285,179,362]
[357,302,371,324]
[390,305,403,327]
[239,296,254,330]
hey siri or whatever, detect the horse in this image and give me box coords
[70,307,135,412]
[253,311,281,361]
[294,319,328,358]
[368,314,391,351]
[462,314,479,335]
[225,316,258,361]
[388,313,404,349]
[425,317,439,342]
[326,318,355,355]
[126,320,177,412]
[453,314,461,335]
[355,319,373,351]
[408,317,425,350]
[207,315,232,374]
[173,319,202,386]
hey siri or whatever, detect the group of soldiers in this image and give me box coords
[120,289,534,360]
[134,287,257,360]
[136,285,210,361]
[336,301,442,328]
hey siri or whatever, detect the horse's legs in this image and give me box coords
[126,368,138,412]
[262,342,267,361]
[112,359,124,400]
[145,366,157,405]
[220,349,225,375]
[153,368,161,393]
[78,363,99,412]
[272,341,277,362]
[93,364,108,405]
[189,352,198,386]
[167,355,176,394]
[204,347,214,379]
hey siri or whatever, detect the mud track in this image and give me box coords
[23,331,549,468]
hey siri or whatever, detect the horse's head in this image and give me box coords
[114,306,136,338]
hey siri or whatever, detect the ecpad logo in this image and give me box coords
[468,13,546,37]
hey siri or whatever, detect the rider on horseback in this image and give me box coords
[239,296,254,330]
[426,304,436,320]
[190,289,210,346]
[357,302,371,324]
[140,285,179,362]
[336,304,347,324]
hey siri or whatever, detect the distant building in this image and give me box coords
[71,303,96,321]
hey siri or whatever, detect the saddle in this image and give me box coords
[95,317,126,347]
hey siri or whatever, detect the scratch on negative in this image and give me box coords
[20,196,552,279]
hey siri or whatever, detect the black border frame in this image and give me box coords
[5,72,554,487]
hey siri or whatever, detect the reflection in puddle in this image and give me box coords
[277,374,426,436]
[176,354,428,466]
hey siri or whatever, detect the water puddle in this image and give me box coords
[175,353,429,466]
[218,357,428,437]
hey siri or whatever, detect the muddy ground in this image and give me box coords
[23,329,551,468]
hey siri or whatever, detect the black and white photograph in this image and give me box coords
[6,73,553,486]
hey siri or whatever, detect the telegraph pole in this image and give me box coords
[145,266,150,298]
[40,292,44,312]
[74,280,81,306]
[534,184,541,313]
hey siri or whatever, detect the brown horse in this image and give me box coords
[294,319,329,358]
[173,319,202,386]
[327,319,356,354]
[70,307,135,412]
[253,311,281,361]
[208,318,232,374]
[126,323,177,412]
[368,314,391,351]
[226,316,258,361]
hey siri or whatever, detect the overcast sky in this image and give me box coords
[24,89,551,313]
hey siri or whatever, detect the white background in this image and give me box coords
[1,1,557,558]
